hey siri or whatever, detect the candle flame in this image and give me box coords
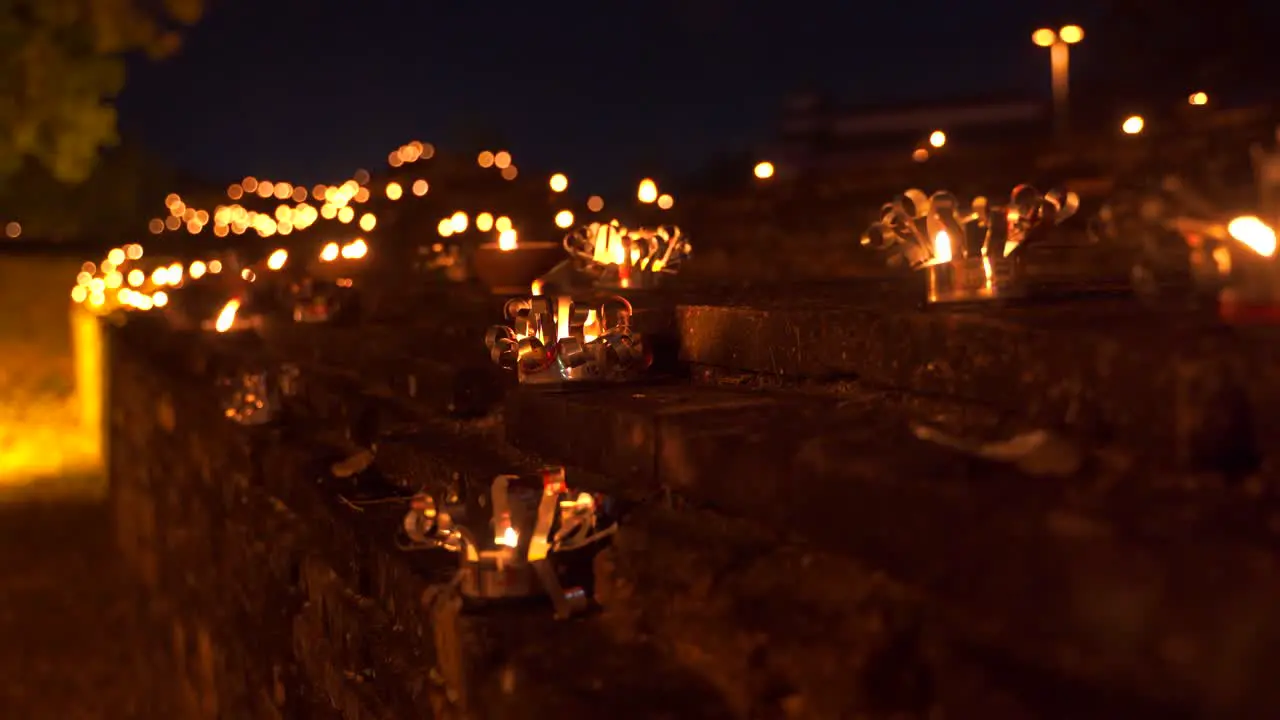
[215,299,240,333]
[266,248,288,270]
[498,526,519,548]
[498,228,518,251]
[556,297,571,340]
[933,230,953,263]
[1227,215,1278,257]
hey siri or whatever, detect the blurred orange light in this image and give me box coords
[1058,25,1084,44]
[498,229,517,251]
[637,178,658,203]
[1032,28,1056,47]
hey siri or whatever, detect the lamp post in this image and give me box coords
[1032,25,1084,139]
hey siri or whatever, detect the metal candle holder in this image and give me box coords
[561,222,690,290]
[925,256,1023,304]
[484,293,649,384]
[400,468,615,619]
[290,277,352,323]
[218,370,279,425]
[863,185,1079,304]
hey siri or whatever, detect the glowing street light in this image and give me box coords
[1032,24,1084,138]
[753,161,775,179]
[1189,91,1209,106]
[928,130,946,148]
[1122,115,1145,135]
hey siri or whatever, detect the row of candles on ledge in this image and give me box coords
[180,177,1280,391]
[399,467,616,618]
[483,221,691,383]
[861,181,1280,312]
[210,177,1280,618]
[217,360,613,618]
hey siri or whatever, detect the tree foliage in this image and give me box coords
[0,0,202,184]
[0,142,186,238]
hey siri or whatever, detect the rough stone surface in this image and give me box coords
[109,320,735,719]
[103,272,1280,719]
[677,290,1265,474]
[506,382,1280,717]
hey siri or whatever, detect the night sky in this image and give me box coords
[117,0,1096,197]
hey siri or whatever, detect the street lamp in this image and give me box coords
[1032,24,1084,138]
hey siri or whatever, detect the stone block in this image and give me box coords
[678,291,1261,472]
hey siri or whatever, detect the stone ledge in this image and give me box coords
[677,293,1261,472]
[125,323,1050,717]
[111,323,735,718]
[504,382,1280,716]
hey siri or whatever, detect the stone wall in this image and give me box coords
[108,278,1280,718]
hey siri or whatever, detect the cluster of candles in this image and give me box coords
[400,468,614,618]
[561,221,691,289]
[68,134,701,321]
[863,185,1080,268]
[485,293,647,383]
[862,185,1079,303]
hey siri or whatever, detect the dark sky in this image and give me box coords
[117,0,1096,197]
